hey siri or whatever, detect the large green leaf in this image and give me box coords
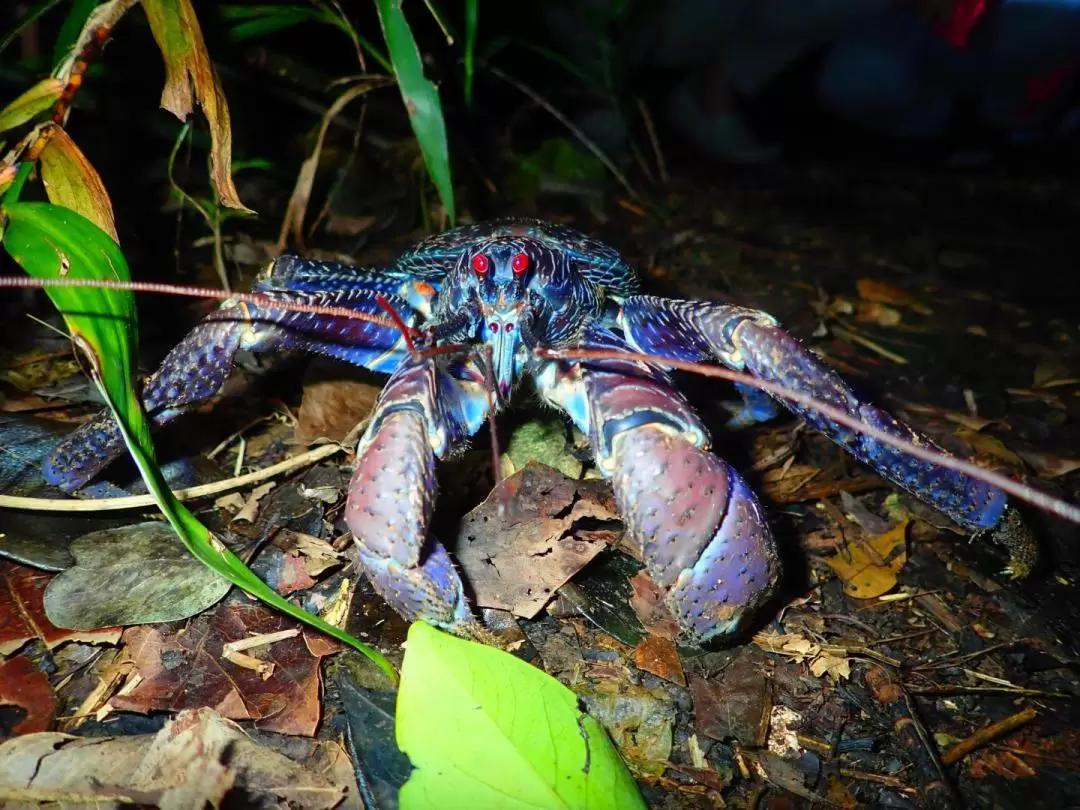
[374,0,455,224]
[0,201,396,685]
[396,621,646,809]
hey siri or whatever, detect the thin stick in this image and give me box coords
[941,708,1038,766]
[0,420,368,512]
[0,276,401,332]
[488,66,641,203]
[538,347,1080,526]
[636,98,669,183]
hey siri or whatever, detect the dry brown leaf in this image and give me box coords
[293,378,380,445]
[855,278,932,313]
[0,656,57,739]
[0,563,121,655]
[1018,451,1080,479]
[142,0,251,212]
[0,707,351,809]
[39,125,119,242]
[824,519,909,599]
[954,428,1025,470]
[454,462,620,618]
[632,635,686,686]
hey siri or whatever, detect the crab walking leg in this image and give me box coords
[44,285,416,493]
[619,296,1035,574]
[346,355,489,636]
[536,329,782,644]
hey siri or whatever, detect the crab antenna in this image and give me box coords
[480,344,515,514]
[537,345,1080,527]
[0,276,402,331]
[373,293,422,355]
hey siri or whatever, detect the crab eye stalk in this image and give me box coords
[471,253,490,275]
[511,251,530,276]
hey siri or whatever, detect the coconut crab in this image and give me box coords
[42,218,1032,645]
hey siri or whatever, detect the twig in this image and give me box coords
[941,708,1038,766]
[488,65,641,203]
[865,665,961,809]
[904,684,1074,699]
[0,419,368,512]
[914,639,1034,671]
[636,98,668,183]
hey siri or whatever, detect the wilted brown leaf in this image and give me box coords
[0,656,56,739]
[293,378,380,445]
[1018,451,1080,479]
[141,0,251,212]
[454,461,620,618]
[0,707,353,809]
[0,563,121,656]
[110,599,340,736]
[39,125,118,242]
[823,519,910,599]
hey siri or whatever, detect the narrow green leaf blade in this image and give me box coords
[1,201,396,685]
[396,621,645,809]
[374,0,455,224]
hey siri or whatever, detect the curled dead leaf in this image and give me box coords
[142,0,251,212]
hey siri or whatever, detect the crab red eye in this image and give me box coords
[471,253,490,275]
[511,252,529,276]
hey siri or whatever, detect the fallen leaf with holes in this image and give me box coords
[823,520,909,599]
[109,599,340,736]
[1018,451,1080,479]
[632,635,685,686]
[0,656,56,739]
[0,707,352,808]
[293,378,380,445]
[453,461,620,618]
[0,563,121,656]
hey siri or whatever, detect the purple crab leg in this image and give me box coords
[535,326,782,645]
[43,255,431,493]
[346,355,489,635]
[618,296,1035,575]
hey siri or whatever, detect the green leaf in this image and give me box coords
[53,0,102,67]
[396,621,646,810]
[374,0,455,224]
[463,0,478,107]
[0,201,396,685]
[0,78,64,135]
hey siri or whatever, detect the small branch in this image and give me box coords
[941,708,1038,766]
[488,65,641,203]
[0,421,368,512]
